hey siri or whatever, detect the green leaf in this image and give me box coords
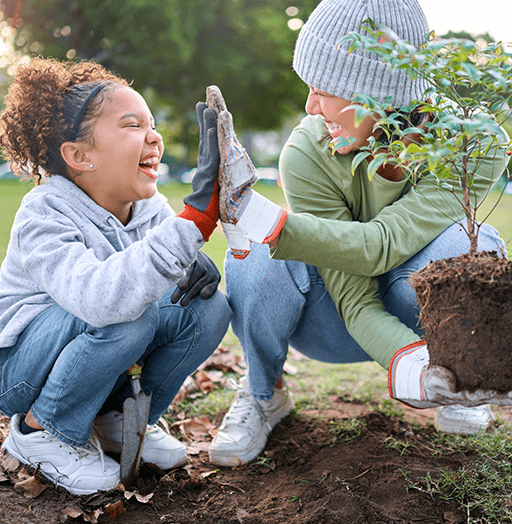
[351,151,372,176]
[366,155,387,181]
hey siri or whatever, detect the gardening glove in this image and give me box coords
[171,251,221,307]
[388,341,512,408]
[206,85,288,259]
[177,103,220,241]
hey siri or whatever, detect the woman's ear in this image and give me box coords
[60,142,93,173]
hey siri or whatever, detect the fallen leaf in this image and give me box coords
[0,472,9,482]
[195,370,216,394]
[124,490,154,503]
[0,453,19,471]
[200,469,218,478]
[186,441,210,455]
[61,505,102,523]
[17,467,32,480]
[200,346,246,374]
[236,507,250,523]
[14,475,46,498]
[104,500,126,519]
[173,417,216,442]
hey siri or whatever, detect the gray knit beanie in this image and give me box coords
[293,0,430,107]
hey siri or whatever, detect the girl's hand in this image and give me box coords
[178,103,220,241]
[170,251,221,306]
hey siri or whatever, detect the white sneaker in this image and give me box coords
[434,404,494,434]
[93,411,188,470]
[208,380,294,467]
[1,413,120,495]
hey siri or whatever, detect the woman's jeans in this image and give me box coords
[225,222,506,401]
[0,288,231,446]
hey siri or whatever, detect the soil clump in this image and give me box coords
[411,251,512,392]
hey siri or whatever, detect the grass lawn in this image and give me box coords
[2,177,511,415]
[2,179,512,520]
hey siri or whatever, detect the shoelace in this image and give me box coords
[75,433,107,472]
[224,387,268,426]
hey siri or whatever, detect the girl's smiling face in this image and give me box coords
[71,85,164,224]
[305,86,378,154]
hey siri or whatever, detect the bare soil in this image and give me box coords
[2,400,507,524]
[411,251,512,392]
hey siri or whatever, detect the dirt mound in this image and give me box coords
[0,407,471,524]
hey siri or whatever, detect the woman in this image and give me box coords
[206,0,510,467]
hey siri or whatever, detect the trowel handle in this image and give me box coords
[127,363,143,396]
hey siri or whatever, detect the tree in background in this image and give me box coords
[0,0,318,162]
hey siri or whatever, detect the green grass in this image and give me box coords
[401,429,512,523]
[3,178,512,522]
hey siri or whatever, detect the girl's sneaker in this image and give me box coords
[1,413,120,495]
[93,411,188,470]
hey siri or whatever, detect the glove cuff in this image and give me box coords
[221,222,251,259]
[388,340,439,409]
[235,191,288,244]
[178,205,217,241]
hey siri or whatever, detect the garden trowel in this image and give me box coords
[120,363,152,487]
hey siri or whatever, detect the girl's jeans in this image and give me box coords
[0,288,231,446]
[225,222,506,401]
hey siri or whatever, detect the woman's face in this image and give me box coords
[305,86,378,154]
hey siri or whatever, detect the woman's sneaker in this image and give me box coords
[434,404,494,434]
[93,411,188,470]
[1,413,120,495]
[208,379,294,467]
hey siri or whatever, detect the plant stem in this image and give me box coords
[461,111,477,256]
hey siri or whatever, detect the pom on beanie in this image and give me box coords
[293,0,430,107]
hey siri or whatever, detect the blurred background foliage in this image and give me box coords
[0,0,320,164]
[0,0,510,172]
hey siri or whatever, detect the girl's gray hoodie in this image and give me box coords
[0,175,204,349]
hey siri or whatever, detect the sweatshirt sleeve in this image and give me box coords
[318,266,420,369]
[274,130,509,277]
[13,213,203,328]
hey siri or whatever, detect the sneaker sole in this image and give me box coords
[2,439,119,496]
[434,418,489,435]
[208,394,295,467]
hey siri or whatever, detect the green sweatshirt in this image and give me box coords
[274,114,508,369]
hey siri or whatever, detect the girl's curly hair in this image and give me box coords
[0,57,128,184]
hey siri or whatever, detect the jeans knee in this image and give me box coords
[96,303,158,358]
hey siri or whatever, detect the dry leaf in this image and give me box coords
[104,500,126,519]
[14,475,46,498]
[200,470,218,478]
[0,472,9,482]
[173,417,216,442]
[124,490,154,503]
[195,370,216,394]
[0,453,19,471]
[61,505,102,523]
[236,507,250,523]
[186,441,210,455]
[200,346,246,374]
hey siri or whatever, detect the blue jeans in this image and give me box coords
[0,288,231,446]
[225,222,506,401]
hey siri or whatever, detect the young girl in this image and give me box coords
[0,58,231,494]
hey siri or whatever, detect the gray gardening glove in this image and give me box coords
[206,86,287,259]
[171,251,221,307]
[388,341,512,408]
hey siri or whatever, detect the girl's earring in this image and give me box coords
[89,164,94,169]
